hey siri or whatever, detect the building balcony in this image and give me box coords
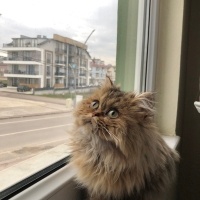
[68,72,78,77]
[7,57,41,62]
[2,47,42,52]
[55,60,66,65]
[55,48,67,54]
[3,43,14,47]
[68,62,78,68]
[4,71,42,78]
[54,72,65,77]
[79,73,86,76]
[68,51,77,56]
[5,70,39,75]
[80,66,87,69]
[3,60,42,65]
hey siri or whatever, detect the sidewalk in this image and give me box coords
[0,96,73,120]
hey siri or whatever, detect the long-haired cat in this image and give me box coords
[69,77,179,200]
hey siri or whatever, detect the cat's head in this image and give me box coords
[74,77,155,155]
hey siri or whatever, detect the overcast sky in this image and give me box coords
[0,0,118,65]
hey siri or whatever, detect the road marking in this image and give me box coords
[0,138,68,155]
[0,114,71,125]
[0,124,73,137]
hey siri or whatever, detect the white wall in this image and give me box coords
[155,0,184,136]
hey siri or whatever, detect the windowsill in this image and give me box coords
[194,101,200,113]
[162,135,180,149]
[0,136,180,200]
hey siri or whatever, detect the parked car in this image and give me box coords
[0,82,7,87]
[17,85,31,92]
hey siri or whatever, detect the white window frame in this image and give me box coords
[135,0,160,92]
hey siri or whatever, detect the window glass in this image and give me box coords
[0,0,118,193]
[0,1,181,198]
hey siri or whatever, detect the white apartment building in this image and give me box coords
[90,59,115,85]
[0,51,8,81]
[2,34,91,88]
[0,51,7,61]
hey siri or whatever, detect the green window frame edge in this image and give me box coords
[116,0,159,93]
[116,0,139,92]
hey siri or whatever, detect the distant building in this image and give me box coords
[0,51,8,82]
[107,64,116,83]
[90,58,115,85]
[2,34,91,88]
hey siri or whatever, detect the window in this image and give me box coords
[46,66,51,76]
[116,0,159,92]
[46,52,52,64]
[0,1,118,198]
[1,0,182,199]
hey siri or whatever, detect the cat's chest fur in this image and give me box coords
[71,128,147,199]
[69,78,179,200]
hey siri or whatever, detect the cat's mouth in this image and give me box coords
[80,115,119,142]
[81,116,105,132]
[80,116,126,154]
[81,116,96,129]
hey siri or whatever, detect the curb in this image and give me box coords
[0,109,73,120]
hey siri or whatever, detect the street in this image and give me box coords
[0,112,74,170]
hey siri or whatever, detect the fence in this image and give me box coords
[33,86,98,95]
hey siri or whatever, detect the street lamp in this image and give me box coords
[84,29,95,45]
[68,30,95,96]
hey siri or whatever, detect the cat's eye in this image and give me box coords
[107,109,118,119]
[90,100,99,109]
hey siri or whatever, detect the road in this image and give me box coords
[0,112,74,170]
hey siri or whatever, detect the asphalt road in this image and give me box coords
[0,113,74,170]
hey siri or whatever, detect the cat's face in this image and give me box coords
[74,77,154,149]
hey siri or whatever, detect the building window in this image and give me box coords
[0,1,118,198]
[46,53,52,64]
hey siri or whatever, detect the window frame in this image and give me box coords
[0,0,177,199]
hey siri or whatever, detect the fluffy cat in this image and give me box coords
[69,77,179,200]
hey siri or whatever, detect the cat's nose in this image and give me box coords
[92,111,103,117]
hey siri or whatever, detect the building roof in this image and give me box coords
[37,39,51,46]
[10,34,87,50]
[53,34,87,50]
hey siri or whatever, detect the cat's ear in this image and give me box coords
[101,75,114,88]
[137,92,155,108]
[105,75,113,86]
[133,92,156,122]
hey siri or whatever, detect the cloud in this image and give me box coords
[84,1,118,64]
[0,0,117,65]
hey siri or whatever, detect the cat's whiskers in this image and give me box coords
[102,125,119,143]
[97,121,112,138]
[93,127,99,135]
[92,119,108,141]
[101,129,108,141]
[98,121,120,145]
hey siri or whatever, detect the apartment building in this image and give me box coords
[90,58,115,85]
[2,34,91,88]
[0,51,7,82]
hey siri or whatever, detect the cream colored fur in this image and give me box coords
[68,78,179,200]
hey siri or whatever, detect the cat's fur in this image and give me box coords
[69,77,179,200]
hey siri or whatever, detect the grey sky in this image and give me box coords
[0,0,118,65]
